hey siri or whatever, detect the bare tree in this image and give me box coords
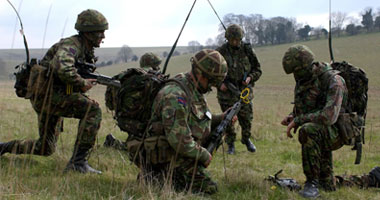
[116,45,133,63]
[331,11,347,36]
[187,40,201,53]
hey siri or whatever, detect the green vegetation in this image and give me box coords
[1,33,380,199]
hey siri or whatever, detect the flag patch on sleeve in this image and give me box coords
[177,97,186,106]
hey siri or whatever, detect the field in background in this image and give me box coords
[0,33,380,199]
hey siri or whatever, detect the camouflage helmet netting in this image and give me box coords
[75,9,109,32]
[191,49,227,86]
[225,24,244,40]
[140,52,162,69]
[282,44,315,74]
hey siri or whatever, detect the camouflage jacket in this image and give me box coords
[216,42,261,102]
[292,62,348,126]
[146,73,222,164]
[40,35,95,93]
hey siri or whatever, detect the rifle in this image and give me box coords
[353,111,366,165]
[265,169,301,191]
[224,72,249,97]
[205,88,250,154]
[76,61,121,88]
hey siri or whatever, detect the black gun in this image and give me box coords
[76,61,121,88]
[265,169,301,191]
[205,88,250,154]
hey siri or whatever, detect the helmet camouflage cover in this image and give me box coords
[282,44,315,74]
[225,24,244,40]
[191,49,227,86]
[75,9,109,32]
[140,52,162,70]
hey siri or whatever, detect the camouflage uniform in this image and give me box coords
[126,50,227,194]
[216,24,261,149]
[335,167,380,188]
[282,45,348,197]
[0,9,108,174]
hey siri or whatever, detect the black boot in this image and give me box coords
[299,180,320,198]
[0,141,15,156]
[227,143,235,155]
[242,139,256,153]
[103,133,116,147]
[64,146,102,174]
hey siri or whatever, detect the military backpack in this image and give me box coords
[105,68,177,137]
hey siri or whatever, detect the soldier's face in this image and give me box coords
[84,31,105,48]
[228,38,241,47]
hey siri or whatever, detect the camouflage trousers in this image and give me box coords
[219,102,253,144]
[6,92,102,156]
[138,159,217,194]
[298,122,343,190]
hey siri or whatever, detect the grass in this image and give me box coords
[1,32,380,199]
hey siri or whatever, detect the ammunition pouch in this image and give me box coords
[127,135,174,166]
[336,113,362,145]
[26,64,51,99]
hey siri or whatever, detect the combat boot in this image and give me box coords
[299,180,320,198]
[103,133,116,147]
[64,146,102,174]
[0,141,15,156]
[227,143,235,155]
[241,139,256,152]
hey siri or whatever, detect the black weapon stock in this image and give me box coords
[76,61,121,88]
[205,88,250,154]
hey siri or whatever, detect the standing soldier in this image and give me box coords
[281,45,350,198]
[217,24,262,154]
[126,49,228,194]
[0,9,108,174]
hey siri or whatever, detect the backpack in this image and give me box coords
[331,61,368,146]
[105,68,170,137]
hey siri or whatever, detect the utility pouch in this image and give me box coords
[336,113,361,145]
[26,64,50,99]
[157,135,173,163]
[144,136,159,164]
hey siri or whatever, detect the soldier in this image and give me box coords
[216,24,262,154]
[103,52,162,149]
[281,44,348,198]
[139,52,162,71]
[0,9,108,174]
[125,49,228,194]
[335,167,380,188]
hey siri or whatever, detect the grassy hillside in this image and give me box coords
[1,33,380,199]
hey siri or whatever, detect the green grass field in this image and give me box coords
[1,33,380,199]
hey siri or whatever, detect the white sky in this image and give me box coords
[0,0,379,49]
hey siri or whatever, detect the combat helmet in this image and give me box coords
[75,9,108,32]
[140,52,162,70]
[225,24,244,40]
[282,44,315,74]
[191,49,227,87]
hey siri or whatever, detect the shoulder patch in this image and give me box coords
[177,96,187,107]
[69,47,77,55]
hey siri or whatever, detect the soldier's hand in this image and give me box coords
[243,76,251,85]
[81,79,97,92]
[203,153,212,168]
[220,83,227,92]
[281,115,294,126]
[286,120,296,138]
[231,115,238,125]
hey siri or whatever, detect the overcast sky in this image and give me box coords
[0,0,379,49]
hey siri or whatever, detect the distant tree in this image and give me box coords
[106,60,113,66]
[187,40,201,53]
[331,11,347,36]
[173,51,181,56]
[321,28,328,38]
[298,25,311,40]
[162,51,168,58]
[205,38,216,49]
[131,55,138,62]
[346,24,359,35]
[361,8,374,32]
[375,16,380,31]
[116,45,133,63]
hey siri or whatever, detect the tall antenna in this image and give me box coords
[42,3,53,49]
[328,0,334,63]
[11,0,23,49]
